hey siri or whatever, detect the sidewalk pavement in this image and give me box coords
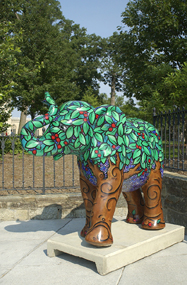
[0,217,186,285]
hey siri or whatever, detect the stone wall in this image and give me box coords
[162,171,187,234]
[0,192,127,221]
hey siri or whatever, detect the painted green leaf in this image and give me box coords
[105,116,113,124]
[118,136,123,145]
[123,135,129,147]
[154,149,159,161]
[144,147,150,156]
[102,124,110,131]
[33,121,43,128]
[112,111,119,121]
[45,145,54,152]
[65,113,71,120]
[68,106,78,110]
[84,151,89,161]
[26,141,39,148]
[129,143,137,149]
[94,127,103,133]
[125,128,132,134]
[25,134,32,141]
[74,138,80,148]
[71,110,80,119]
[79,107,91,111]
[74,126,79,138]
[108,135,117,145]
[110,156,116,164]
[119,162,124,170]
[132,209,136,215]
[66,126,73,138]
[50,127,60,133]
[89,128,93,136]
[142,152,146,164]
[89,112,95,124]
[95,133,103,142]
[99,143,108,151]
[83,123,89,135]
[52,121,60,127]
[28,122,34,131]
[125,158,130,165]
[21,128,28,136]
[97,116,105,126]
[121,114,126,124]
[59,133,66,140]
[91,149,98,158]
[72,119,84,126]
[60,110,68,116]
[142,141,148,146]
[106,129,116,136]
[92,137,97,147]
[43,140,54,146]
[157,219,161,224]
[79,133,86,145]
[118,123,123,136]
[130,132,137,142]
[134,156,141,164]
[103,146,112,157]
[133,149,141,159]
[95,107,106,115]
[148,126,155,131]
[101,158,107,164]
[127,152,132,159]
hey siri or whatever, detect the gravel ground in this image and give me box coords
[0,154,80,196]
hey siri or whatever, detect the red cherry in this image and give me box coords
[158,137,160,140]
[96,114,99,119]
[51,135,55,140]
[56,138,60,142]
[136,144,139,148]
[156,133,158,136]
[112,145,115,149]
[45,113,49,116]
[111,123,115,128]
[84,113,88,117]
[139,146,141,149]
[32,150,36,155]
[80,111,84,114]
[57,145,61,149]
[95,150,98,153]
[45,116,49,120]
[64,142,68,145]
[109,127,113,131]
[145,168,147,171]
[148,159,151,163]
[142,172,145,175]
[148,222,152,227]
[138,133,140,135]
[98,154,101,157]
[55,134,59,137]
[84,118,87,122]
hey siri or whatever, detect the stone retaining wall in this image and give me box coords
[162,171,187,234]
[0,192,127,221]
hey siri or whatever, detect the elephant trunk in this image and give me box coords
[20,92,58,157]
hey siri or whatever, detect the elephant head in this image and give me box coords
[20,92,95,160]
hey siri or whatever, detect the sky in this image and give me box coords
[12,0,129,117]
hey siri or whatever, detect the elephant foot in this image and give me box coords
[142,216,165,230]
[123,189,144,224]
[85,223,113,247]
[80,224,90,238]
[126,214,143,224]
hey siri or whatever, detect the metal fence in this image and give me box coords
[0,135,79,195]
[153,107,187,171]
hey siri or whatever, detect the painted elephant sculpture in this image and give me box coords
[20,92,165,247]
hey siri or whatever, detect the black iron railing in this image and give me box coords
[153,107,187,171]
[0,135,79,195]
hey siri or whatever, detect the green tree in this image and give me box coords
[119,0,187,110]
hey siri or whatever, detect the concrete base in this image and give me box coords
[47,220,185,275]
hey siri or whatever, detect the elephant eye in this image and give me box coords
[59,123,67,131]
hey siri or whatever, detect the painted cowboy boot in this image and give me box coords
[141,161,165,229]
[123,188,144,224]
[79,166,97,237]
[85,154,124,247]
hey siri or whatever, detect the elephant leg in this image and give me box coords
[79,171,97,237]
[85,154,124,247]
[141,161,165,230]
[123,188,144,224]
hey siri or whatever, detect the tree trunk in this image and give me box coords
[18,111,27,134]
[111,74,116,106]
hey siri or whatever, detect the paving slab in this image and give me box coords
[47,220,185,275]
